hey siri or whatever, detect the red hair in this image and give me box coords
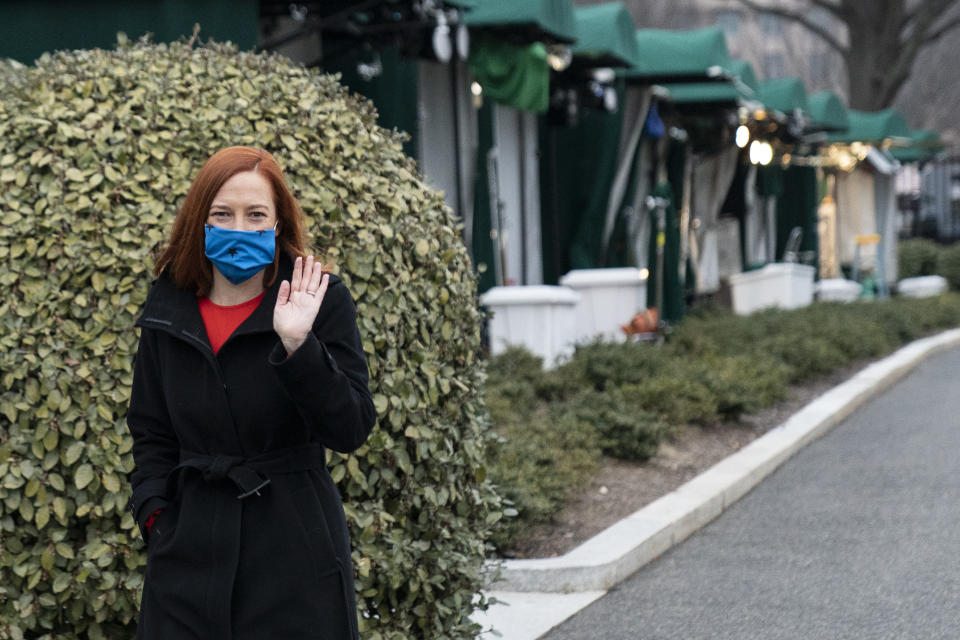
[154,146,308,296]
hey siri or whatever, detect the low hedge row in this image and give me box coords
[486,294,960,552]
[898,238,960,290]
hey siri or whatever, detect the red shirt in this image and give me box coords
[197,292,265,355]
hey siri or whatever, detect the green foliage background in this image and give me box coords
[0,39,501,639]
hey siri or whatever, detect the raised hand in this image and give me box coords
[273,255,330,355]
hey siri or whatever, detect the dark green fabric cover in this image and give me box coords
[807,91,849,131]
[472,102,498,293]
[572,2,640,68]
[625,26,731,79]
[0,0,258,63]
[468,36,550,112]
[889,129,944,163]
[827,108,911,144]
[756,164,784,198]
[539,99,625,283]
[756,77,809,116]
[323,45,420,158]
[464,0,577,43]
[775,166,819,276]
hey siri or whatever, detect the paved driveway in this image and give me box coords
[545,347,960,640]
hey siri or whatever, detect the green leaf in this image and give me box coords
[74,463,94,490]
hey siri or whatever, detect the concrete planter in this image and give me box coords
[815,278,861,303]
[559,268,647,343]
[898,275,948,298]
[480,286,581,368]
[728,263,815,315]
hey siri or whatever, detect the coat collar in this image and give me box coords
[137,252,295,347]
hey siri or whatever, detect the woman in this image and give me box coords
[126,146,376,639]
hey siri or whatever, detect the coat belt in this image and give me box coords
[169,443,327,500]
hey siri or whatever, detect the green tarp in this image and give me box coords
[572,2,640,68]
[828,108,911,144]
[889,129,944,163]
[468,36,550,112]
[464,0,577,43]
[625,26,731,80]
[0,0,257,63]
[756,77,809,116]
[807,91,849,131]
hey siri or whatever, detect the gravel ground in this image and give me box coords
[503,361,871,559]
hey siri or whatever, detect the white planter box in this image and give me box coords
[816,278,862,303]
[728,263,815,315]
[898,275,947,298]
[559,268,648,343]
[480,286,581,368]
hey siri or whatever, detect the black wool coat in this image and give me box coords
[127,252,376,640]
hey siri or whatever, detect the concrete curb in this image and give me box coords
[487,329,960,594]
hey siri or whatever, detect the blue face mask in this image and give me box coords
[204,224,277,285]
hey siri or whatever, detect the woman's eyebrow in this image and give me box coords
[209,203,271,210]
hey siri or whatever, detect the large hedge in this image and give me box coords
[0,37,502,639]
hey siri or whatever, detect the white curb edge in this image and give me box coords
[487,328,960,593]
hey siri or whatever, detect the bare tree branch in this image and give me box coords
[807,0,842,16]
[923,12,960,43]
[732,0,847,53]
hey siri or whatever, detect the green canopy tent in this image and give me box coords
[826,108,912,290]
[640,29,744,299]
[539,2,642,284]
[752,78,820,272]
[465,0,578,291]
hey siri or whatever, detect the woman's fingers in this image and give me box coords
[291,256,303,292]
[277,279,290,306]
[303,256,315,293]
[307,261,324,297]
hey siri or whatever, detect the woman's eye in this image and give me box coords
[212,211,229,217]
[250,211,266,218]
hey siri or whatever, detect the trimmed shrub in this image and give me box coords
[570,388,671,460]
[485,402,601,552]
[0,39,501,639]
[898,238,941,279]
[938,243,960,291]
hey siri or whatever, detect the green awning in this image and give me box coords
[572,2,640,68]
[464,0,577,44]
[756,77,809,116]
[828,108,911,144]
[624,26,732,81]
[889,129,944,163]
[807,91,849,131]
